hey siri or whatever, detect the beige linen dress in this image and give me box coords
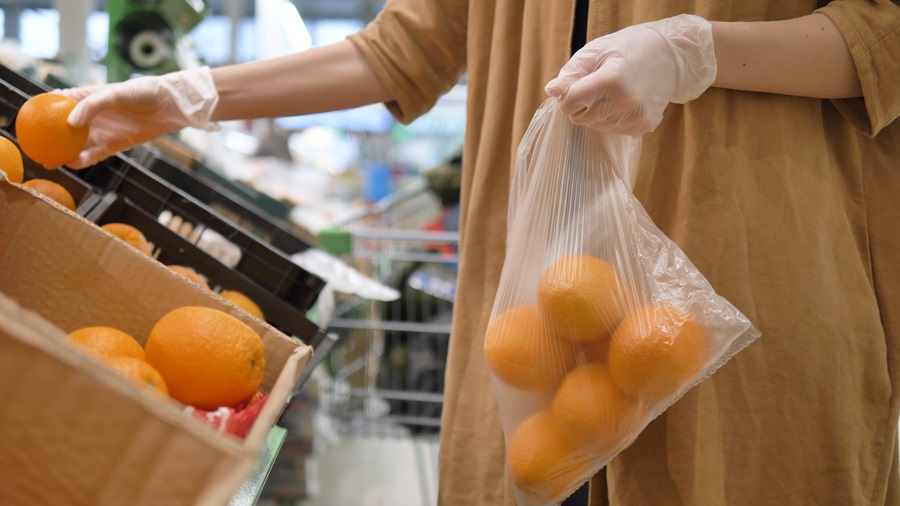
[348,1,900,504]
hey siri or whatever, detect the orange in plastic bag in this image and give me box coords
[487,99,761,505]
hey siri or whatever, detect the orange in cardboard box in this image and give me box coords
[219,289,265,320]
[0,136,23,183]
[145,306,266,410]
[0,179,312,505]
[101,222,153,256]
[105,356,169,397]
[167,265,210,289]
[66,326,146,362]
[22,178,75,211]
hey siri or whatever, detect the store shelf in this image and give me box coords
[84,193,321,342]
[72,157,324,312]
[127,145,312,254]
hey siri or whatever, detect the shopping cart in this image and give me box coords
[319,182,459,437]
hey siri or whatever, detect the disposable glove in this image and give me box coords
[55,66,220,169]
[545,14,716,136]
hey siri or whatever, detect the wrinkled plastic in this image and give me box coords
[545,14,716,136]
[487,98,760,506]
[55,66,220,169]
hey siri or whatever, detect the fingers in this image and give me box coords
[67,90,115,128]
[549,59,665,135]
[53,85,102,101]
[67,145,113,170]
[545,76,573,98]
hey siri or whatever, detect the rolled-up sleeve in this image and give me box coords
[817,0,900,136]
[347,0,468,125]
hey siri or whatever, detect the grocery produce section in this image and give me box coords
[0,63,326,346]
[0,63,329,505]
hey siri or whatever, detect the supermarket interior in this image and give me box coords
[3,2,898,506]
[0,1,459,505]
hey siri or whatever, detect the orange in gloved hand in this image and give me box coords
[484,305,575,391]
[608,303,707,400]
[508,411,595,502]
[0,136,23,183]
[22,178,76,211]
[539,254,632,342]
[552,363,637,453]
[15,93,89,168]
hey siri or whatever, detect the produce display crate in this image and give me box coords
[0,63,327,345]
[128,145,300,236]
[84,192,321,344]
[71,157,324,314]
[0,61,49,97]
[0,179,312,506]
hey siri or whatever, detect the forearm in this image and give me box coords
[210,40,393,121]
[711,13,862,99]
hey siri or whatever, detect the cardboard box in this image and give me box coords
[0,178,312,505]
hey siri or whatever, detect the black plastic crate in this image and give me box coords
[84,193,321,343]
[0,63,51,97]
[127,145,314,255]
[72,155,325,311]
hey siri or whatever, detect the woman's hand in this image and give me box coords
[545,14,717,136]
[56,67,220,168]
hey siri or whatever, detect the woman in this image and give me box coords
[60,1,899,504]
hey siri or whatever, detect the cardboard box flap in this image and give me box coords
[0,292,254,505]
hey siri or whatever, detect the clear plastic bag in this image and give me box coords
[486,98,761,505]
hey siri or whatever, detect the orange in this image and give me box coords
[608,303,707,401]
[66,326,146,361]
[15,93,89,168]
[145,306,266,409]
[574,338,609,366]
[168,265,210,289]
[538,254,633,342]
[219,290,265,320]
[0,136,23,183]
[551,364,637,453]
[507,411,595,502]
[484,305,575,391]
[22,178,76,211]
[105,356,169,397]
[101,222,153,256]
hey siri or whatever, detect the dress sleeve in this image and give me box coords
[347,0,468,125]
[816,0,900,136]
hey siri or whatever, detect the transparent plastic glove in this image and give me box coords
[545,14,716,136]
[56,66,220,169]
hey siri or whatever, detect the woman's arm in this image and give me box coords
[546,12,865,134]
[210,40,393,121]
[711,13,862,99]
